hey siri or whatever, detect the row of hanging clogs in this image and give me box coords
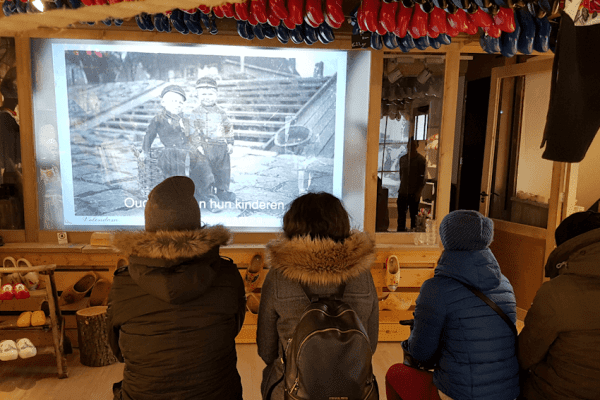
[192,0,345,30]
[0,339,37,361]
[238,19,336,43]
[350,7,454,50]
[480,6,556,55]
[134,10,218,34]
[378,31,453,50]
[1,0,559,53]
[355,0,559,35]
[3,0,78,15]
[356,0,520,39]
[1,0,125,26]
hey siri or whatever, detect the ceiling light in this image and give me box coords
[32,0,44,12]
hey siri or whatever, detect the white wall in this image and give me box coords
[515,70,600,210]
[516,72,553,202]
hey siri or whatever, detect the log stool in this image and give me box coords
[76,306,117,367]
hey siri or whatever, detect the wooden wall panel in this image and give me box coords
[371,268,434,289]
[489,228,545,310]
[373,248,440,265]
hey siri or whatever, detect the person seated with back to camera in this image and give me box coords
[518,210,600,400]
[257,192,379,400]
[386,210,520,400]
[140,85,191,178]
[107,176,246,400]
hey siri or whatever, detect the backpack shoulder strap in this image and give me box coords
[220,255,235,265]
[450,278,517,337]
[301,282,346,302]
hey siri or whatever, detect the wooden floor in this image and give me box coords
[0,343,404,400]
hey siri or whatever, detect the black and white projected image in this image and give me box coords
[60,45,346,229]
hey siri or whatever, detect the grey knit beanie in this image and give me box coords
[440,210,494,251]
[145,176,201,232]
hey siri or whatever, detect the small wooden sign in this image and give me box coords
[352,31,372,49]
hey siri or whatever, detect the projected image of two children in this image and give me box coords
[65,50,341,228]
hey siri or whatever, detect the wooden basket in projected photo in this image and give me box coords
[274,125,312,148]
[134,148,163,197]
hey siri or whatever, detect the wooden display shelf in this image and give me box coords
[0,316,52,330]
[32,345,61,356]
[0,263,68,378]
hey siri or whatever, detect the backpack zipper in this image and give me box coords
[363,377,374,399]
[289,378,299,394]
[287,374,375,400]
[297,328,370,359]
[300,308,356,320]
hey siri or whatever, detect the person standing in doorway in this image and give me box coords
[0,67,20,175]
[397,137,426,232]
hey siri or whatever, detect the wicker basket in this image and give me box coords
[135,148,164,197]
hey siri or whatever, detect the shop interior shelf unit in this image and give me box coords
[0,263,68,378]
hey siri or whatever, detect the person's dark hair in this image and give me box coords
[408,137,419,152]
[283,192,350,243]
[555,210,600,246]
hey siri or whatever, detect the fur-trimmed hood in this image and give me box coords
[111,225,232,304]
[266,231,376,286]
[113,225,231,261]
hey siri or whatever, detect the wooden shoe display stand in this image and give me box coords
[223,245,442,343]
[0,263,68,378]
[0,243,441,345]
[0,243,124,348]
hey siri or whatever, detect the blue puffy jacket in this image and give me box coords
[403,249,520,400]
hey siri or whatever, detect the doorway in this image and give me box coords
[457,77,490,212]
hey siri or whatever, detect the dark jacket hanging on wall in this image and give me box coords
[541,13,600,163]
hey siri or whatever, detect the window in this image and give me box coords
[378,115,410,199]
[413,106,429,141]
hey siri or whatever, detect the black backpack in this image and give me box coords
[282,283,379,400]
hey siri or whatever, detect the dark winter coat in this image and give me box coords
[398,151,426,196]
[107,226,246,400]
[518,228,600,400]
[257,232,379,400]
[541,13,600,162]
[142,109,191,177]
[0,109,20,171]
[402,249,520,400]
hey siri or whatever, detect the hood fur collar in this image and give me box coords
[266,231,376,286]
[112,225,231,260]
